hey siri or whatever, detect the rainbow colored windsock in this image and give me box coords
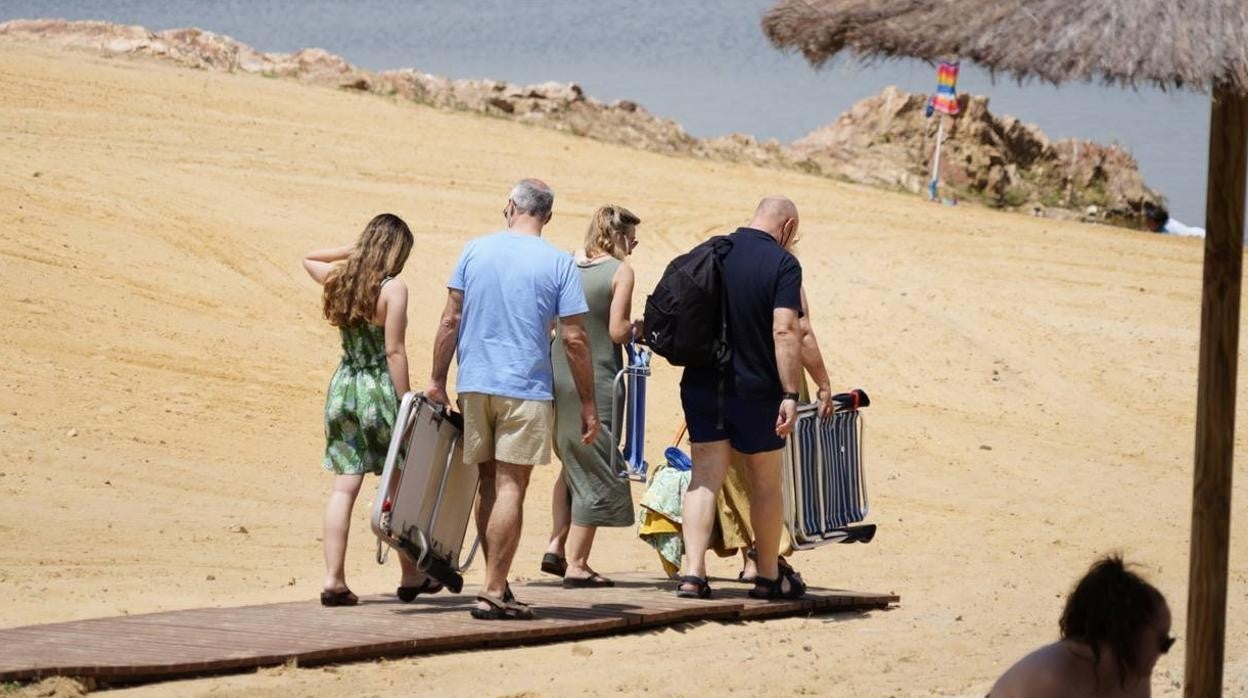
[927,60,960,116]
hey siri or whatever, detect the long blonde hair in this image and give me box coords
[322,213,413,327]
[584,204,640,260]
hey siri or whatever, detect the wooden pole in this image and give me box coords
[671,421,687,448]
[1185,84,1248,698]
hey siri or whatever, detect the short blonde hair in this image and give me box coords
[584,204,640,260]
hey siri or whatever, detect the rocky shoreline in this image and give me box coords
[0,19,1159,226]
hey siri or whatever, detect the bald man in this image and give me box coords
[676,196,806,601]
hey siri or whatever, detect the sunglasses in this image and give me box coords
[1159,635,1177,654]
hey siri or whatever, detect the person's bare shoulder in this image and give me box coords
[381,277,409,295]
[377,277,409,322]
[990,643,1087,698]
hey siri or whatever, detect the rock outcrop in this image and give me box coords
[0,19,1158,225]
[792,86,1159,222]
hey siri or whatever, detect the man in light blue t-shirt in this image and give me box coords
[427,178,598,620]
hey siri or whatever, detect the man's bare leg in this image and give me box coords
[744,448,784,584]
[475,460,497,562]
[679,439,731,591]
[479,460,532,602]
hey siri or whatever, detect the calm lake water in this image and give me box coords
[2,0,1213,226]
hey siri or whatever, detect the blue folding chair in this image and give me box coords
[606,341,650,482]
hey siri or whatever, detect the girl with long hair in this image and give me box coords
[302,213,435,606]
[542,204,642,587]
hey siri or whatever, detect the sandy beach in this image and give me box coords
[0,40,1245,696]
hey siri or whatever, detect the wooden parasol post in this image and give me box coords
[1185,83,1248,698]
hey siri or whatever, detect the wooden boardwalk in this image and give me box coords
[0,574,898,685]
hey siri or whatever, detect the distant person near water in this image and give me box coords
[543,205,644,588]
[1144,203,1205,237]
[426,179,599,620]
[989,555,1173,697]
[302,213,434,607]
[676,196,807,601]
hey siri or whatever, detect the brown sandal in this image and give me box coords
[470,585,534,620]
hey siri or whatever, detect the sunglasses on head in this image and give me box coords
[1159,635,1177,654]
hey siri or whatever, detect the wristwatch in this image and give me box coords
[781,392,800,401]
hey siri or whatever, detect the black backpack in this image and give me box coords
[643,236,733,369]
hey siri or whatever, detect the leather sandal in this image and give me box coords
[748,567,807,601]
[675,575,712,599]
[471,587,534,620]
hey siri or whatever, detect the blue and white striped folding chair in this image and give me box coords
[781,389,876,550]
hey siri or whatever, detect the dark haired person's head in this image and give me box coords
[1060,555,1172,689]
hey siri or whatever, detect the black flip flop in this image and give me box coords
[562,573,614,589]
[540,553,567,578]
[397,578,443,602]
[320,588,359,607]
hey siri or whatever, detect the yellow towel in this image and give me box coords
[715,453,795,557]
[637,510,682,577]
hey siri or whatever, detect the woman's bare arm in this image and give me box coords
[381,280,411,396]
[301,244,354,285]
[607,261,637,344]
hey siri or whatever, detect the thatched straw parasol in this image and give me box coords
[764,1,1246,695]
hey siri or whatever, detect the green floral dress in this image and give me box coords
[322,320,398,476]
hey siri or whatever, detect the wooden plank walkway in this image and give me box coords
[0,573,898,685]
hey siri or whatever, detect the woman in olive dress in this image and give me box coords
[542,205,642,587]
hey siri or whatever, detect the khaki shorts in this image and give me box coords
[458,392,553,466]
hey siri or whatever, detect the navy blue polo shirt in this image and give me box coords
[681,227,803,400]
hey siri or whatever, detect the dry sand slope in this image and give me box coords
[0,41,1245,697]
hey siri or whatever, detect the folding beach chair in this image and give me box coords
[370,392,479,593]
[782,389,877,550]
[606,341,651,482]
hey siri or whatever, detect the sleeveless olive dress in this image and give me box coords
[551,258,633,527]
[322,279,399,476]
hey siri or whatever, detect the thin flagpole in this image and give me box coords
[929,114,945,201]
